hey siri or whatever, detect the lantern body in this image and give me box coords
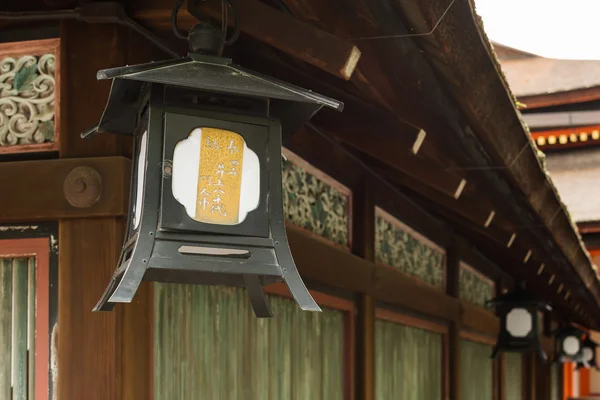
[84,54,343,316]
[487,285,551,361]
[577,337,599,370]
[555,325,586,363]
[492,304,545,360]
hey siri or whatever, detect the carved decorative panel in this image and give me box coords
[375,207,445,289]
[459,262,495,307]
[0,39,60,154]
[282,149,351,247]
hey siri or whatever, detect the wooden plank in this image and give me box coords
[0,259,11,400]
[12,258,28,400]
[187,0,360,80]
[0,157,131,222]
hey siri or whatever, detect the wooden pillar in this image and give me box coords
[446,238,461,400]
[57,21,153,400]
[352,179,375,400]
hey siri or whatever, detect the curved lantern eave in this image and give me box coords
[82,53,343,318]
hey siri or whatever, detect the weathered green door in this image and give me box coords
[154,284,346,400]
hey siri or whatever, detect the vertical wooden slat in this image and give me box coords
[353,179,375,400]
[0,259,12,399]
[12,258,28,400]
[27,257,35,400]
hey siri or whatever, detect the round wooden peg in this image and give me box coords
[63,166,103,208]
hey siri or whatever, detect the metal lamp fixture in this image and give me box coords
[487,282,552,361]
[555,324,586,363]
[81,2,343,317]
[575,336,599,370]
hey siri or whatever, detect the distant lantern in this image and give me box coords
[575,336,600,370]
[81,19,343,317]
[554,324,586,363]
[487,282,552,361]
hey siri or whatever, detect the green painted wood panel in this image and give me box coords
[375,319,443,400]
[459,265,495,307]
[154,284,345,400]
[282,156,350,247]
[0,259,12,399]
[375,211,445,289]
[0,257,36,400]
[12,258,28,400]
[27,258,35,399]
[460,340,493,400]
[504,353,522,400]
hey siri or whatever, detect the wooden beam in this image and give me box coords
[185,0,361,80]
[287,225,461,322]
[461,302,500,336]
[0,157,130,222]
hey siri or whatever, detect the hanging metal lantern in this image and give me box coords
[81,19,343,317]
[487,282,551,361]
[554,324,586,363]
[575,336,599,370]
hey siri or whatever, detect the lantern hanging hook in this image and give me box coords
[171,0,241,48]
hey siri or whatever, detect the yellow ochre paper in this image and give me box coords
[195,128,245,225]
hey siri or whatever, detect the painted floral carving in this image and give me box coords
[459,264,495,307]
[0,53,56,147]
[375,211,445,289]
[282,156,350,246]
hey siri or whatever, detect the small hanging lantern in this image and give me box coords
[81,8,343,317]
[554,324,586,363]
[487,282,551,361]
[575,336,599,370]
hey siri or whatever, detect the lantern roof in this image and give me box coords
[487,285,552,311]
[97,53,343,111]
[82,53,344,138]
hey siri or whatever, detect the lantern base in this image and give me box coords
[93,236,321,317]
[491,341,547,362]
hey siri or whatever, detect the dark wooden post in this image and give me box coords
[446,237,461,400]
[58,21,152,400]
[352,179,375,400]
[496,279,506,400]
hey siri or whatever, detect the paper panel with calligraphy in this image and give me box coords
[195,128,245,225]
